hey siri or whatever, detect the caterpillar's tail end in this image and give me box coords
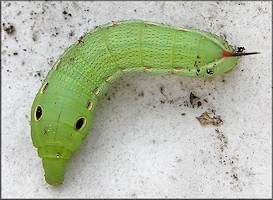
[223,51,260,58]
[42,158,66,186]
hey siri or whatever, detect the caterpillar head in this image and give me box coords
[31,80,93,185]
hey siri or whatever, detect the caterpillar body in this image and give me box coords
[31,20,257,185]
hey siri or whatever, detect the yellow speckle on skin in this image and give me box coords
[104,76,111,82]
[93,88,100,95]
[54,59,61,70]
[179,29,188,32]
[40,83,48,94]
[109,22,119,27]
[145,67,153,71]
[86,100,93,110]
[148,22,157,26]
[173,67,183,72]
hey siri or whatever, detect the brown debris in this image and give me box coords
[196,112,214,126]
[196,111,223,127]
[189,92,200,108]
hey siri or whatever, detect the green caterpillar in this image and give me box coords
[31,20,258,185]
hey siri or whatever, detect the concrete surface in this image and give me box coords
[1,1,272,198]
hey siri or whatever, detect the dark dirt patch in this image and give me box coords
[2,23,15,35]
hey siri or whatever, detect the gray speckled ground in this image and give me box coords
[1,1,272,198]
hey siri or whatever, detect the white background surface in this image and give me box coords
[1,1,272,198]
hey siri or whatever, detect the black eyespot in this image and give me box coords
[75,117,86,131]
[34,105,43,122]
